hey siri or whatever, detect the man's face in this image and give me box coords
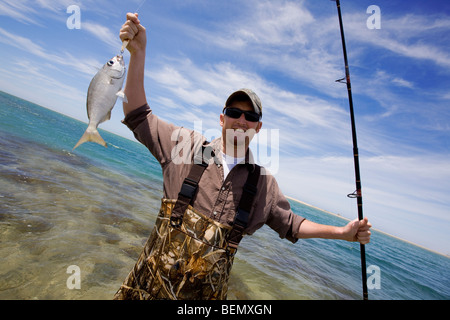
[220,100,262,155]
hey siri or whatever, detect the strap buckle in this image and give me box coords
[178,178,198,199]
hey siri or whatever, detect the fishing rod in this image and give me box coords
[332,0,368,300]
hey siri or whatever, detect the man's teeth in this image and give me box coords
[235,129,245,133]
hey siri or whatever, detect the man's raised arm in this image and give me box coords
[119,13,147,116]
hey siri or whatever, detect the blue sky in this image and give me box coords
[0,0,449,255]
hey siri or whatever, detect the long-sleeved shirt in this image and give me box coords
[122,104,305,243]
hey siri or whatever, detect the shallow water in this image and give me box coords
[0,133,159,299]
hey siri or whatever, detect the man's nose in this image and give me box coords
[236,113,247,123]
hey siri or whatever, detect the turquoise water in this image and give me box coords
[0,91,449,300]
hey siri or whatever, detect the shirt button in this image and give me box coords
[213,211,218,216]
[221,187,226,191]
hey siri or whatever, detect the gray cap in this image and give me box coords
[225,88,262,116]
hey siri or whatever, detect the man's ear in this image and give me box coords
[220,113,225,127]
[256,121,262,133]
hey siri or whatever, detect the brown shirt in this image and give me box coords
[122,104,305,243]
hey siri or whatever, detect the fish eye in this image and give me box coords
[107,60,114,66]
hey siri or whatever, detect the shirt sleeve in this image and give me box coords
[266,176,306,243]
[121,104,152,132]
[122,104,193,167]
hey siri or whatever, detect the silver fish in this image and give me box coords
[73,55,126,150]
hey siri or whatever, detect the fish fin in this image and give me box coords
[73,127,107,150]
[116,90,128,103]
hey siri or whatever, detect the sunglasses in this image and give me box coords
[224,108,261,122]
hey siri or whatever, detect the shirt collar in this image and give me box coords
[207,137,256,170]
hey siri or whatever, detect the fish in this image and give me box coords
[73,55,127,150]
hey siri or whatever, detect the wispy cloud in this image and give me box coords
[0,0,43,25]
[34,0,79,13]
[0,27,102,76]
[174,1,450,110]
[216,0,315,48]
[177,0,342,96]
[391,77,414,89]
[346,12,450,68]
[0,0,79,25]
[0,27,46,56]
[82,21,121,51]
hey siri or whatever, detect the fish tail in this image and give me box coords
[73,127,107,150]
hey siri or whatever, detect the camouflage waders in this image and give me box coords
[113,199,235,300]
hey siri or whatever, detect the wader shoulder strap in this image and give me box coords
[226,164,261,254]
[170,146,213,228]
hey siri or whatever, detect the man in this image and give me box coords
[114,13,371,300]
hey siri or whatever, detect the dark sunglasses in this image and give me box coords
[224,108,261,122]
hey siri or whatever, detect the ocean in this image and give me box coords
[0,91,449,300]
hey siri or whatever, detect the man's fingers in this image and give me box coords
[351,217,372,244]
[358,217,368,228]
[126,12,140,24]
[356,219,371,244]
[357,232,371,244]
[358,218,372,231]
[120,20,139,42]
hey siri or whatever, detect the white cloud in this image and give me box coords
[392,77,414,89]
[346,12,450,68]
[372,37,450,68]
[0,0,41,25]
[168,1,345,99]
[35,0,79,13]
[0,27,102,77]
[176,1,450,111]
[0,27,46,57]
[0,0,81,25]
[226,0,315,47]
[182,0,315,50]
[82,21,121,51]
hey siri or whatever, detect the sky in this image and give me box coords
[0,0,449,255]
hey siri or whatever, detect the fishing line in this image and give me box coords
[134,0,149,13]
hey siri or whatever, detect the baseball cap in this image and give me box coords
[224,88,262,117]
